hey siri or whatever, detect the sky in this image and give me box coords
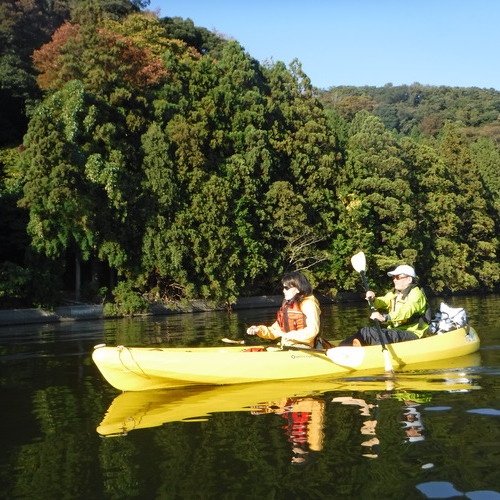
[147,0,500,91]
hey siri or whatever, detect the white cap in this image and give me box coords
[387,265,416,278]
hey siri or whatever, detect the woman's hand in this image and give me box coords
[247,325,260,335]
[365,291,375,301]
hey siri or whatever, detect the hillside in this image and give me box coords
[319,84,500,142]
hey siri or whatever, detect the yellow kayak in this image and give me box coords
[96,352,481,436]
[92,326,480,391]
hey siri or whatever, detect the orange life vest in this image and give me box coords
[277,300,307,332]
[281,411,311,444]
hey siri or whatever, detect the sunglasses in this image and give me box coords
[283,285,294,290]
[392,275,408,280]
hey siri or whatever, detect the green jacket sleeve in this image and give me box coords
[373,287,427,337]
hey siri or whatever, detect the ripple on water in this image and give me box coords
[467,408,500,416]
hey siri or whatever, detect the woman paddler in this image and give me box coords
[246,271,323,349]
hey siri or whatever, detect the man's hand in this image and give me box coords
[370,311,385,322]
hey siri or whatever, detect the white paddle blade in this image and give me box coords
[383,350,395,375]
[327,346,365,368]
[221,337,245,345]
[351,252,367,274]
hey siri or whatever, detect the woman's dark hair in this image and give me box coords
[282,271,313,303]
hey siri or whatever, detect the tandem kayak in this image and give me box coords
[92,326,480,391]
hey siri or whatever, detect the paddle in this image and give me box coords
[264,344,367,368]
[222,337,365,368]
[326,345,366,368]
[351,251,394,375]
[285,345,366,368]
[221,337,246,345]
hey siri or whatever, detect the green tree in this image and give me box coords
[18,76,149,304]
[398,137,441,283]
[263,59,339,286]
[21,7,173,287]
[428,123,500,290]
[140,41,273,302]
[331,111,417,290]
[19,81,98,260]
[160,15,227,57]
[470,136,500,223]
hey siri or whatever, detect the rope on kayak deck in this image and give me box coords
[117,345,150,378]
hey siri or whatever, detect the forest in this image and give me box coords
[2,0,500,312]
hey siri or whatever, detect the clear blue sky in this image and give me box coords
[147,0,500,91]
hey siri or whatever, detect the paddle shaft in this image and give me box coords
[221,338,327,354]
[359,270,389,351]
[223,338,366,367]
[282,345,327,354]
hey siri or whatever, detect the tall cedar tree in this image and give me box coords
[263,60,339,287]
[331,111,417,290]
[430,123,500,290]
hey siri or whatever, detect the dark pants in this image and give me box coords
[341,326,419,346]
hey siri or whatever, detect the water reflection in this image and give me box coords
[332,395,379,457]
[401,399,426,442]
[333,389,433,459]
[97,360,481,471]
[251,397,325,466]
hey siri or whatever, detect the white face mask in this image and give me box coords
[393,275,412,291]
[283,286,299,301]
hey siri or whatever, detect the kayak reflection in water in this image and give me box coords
[251,396,326,466]
[246,271,329,349]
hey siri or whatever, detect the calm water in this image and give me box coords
[1,295,500,500]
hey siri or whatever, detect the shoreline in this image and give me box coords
[0,293,360,327]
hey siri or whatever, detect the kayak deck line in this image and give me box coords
[116,345,152,379]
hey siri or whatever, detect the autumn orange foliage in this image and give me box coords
[32,21,168,92]
[32,22,81,90]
